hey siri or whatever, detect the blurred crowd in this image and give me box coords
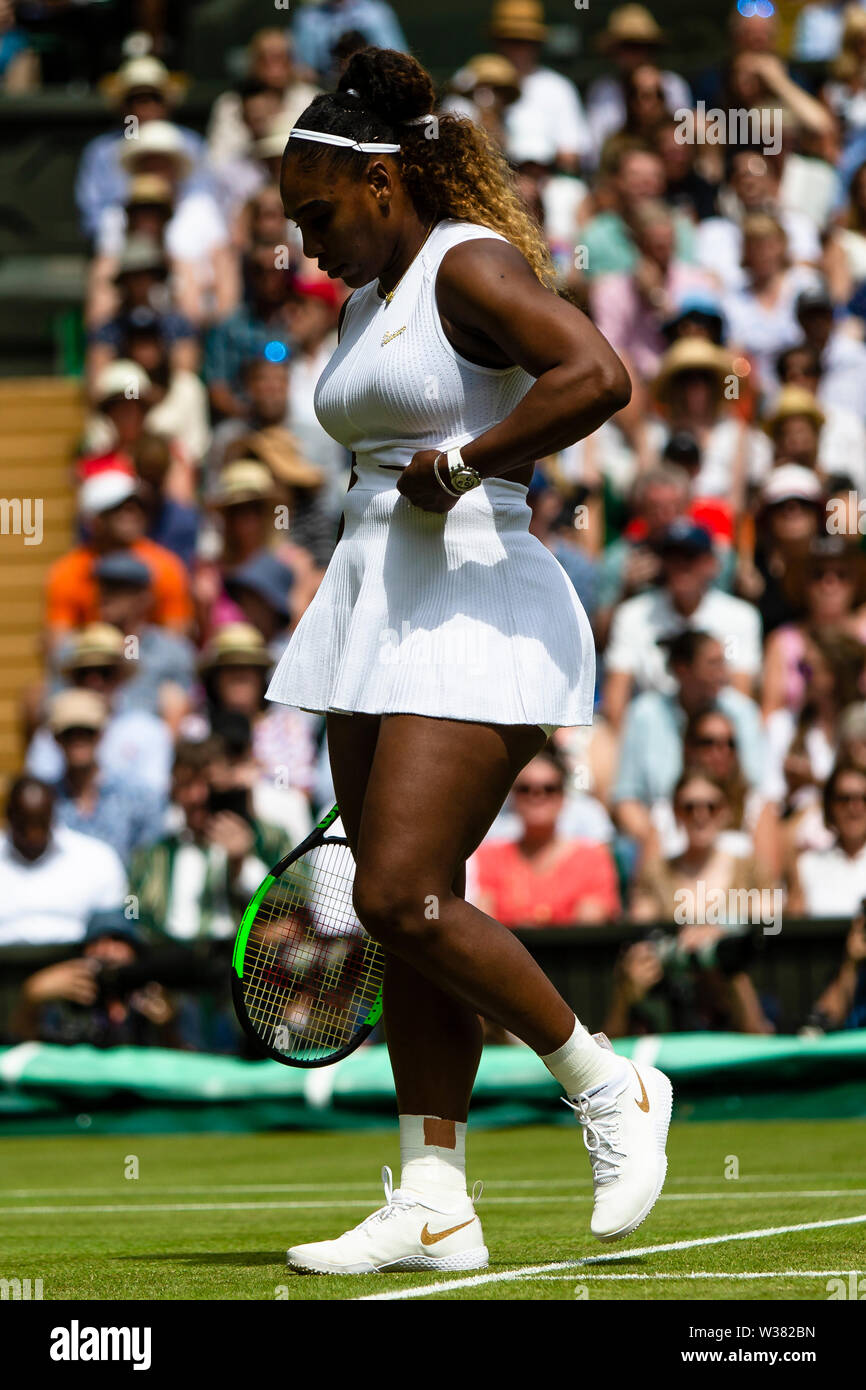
[2,0,866,1050]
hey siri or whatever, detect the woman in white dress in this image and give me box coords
[267,47,672,1275]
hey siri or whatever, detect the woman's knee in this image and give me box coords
[352,868,447,946]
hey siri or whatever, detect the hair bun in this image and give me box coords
[338,48,435,128]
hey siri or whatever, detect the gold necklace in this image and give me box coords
[379,222,436,307]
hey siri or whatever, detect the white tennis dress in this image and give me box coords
[266,219,596,734]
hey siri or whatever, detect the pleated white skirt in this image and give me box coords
[265,461,596,732]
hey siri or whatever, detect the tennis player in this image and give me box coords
[267,46,673,1274]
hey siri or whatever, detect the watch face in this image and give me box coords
[451,467,481,493]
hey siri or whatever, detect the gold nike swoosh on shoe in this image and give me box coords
[632,1064,650,1113]
[419,1217,476,1246]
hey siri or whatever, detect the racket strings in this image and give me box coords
[240,840,383,1061]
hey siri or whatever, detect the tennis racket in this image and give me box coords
[231,805,384,1067]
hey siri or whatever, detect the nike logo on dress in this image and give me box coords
[381,326,407,346]
[632,1065,650,1113]
[419,1217,475,1246]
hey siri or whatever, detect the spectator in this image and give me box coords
[9,908,177,1047]
[579,143,697,281]
[27,618,176,797]
[824,159,866,302]
[611,629,766,856]
[822,6,866,157]
[86,235,199,385]
[763,384,866,491]
[204,245,300,420]
[75,56,204,240]
[722,214,823,395]
[488,0,591,173]
[762,536,866,718]
[795,281,866,421]
[774,342,866,482]
[96,120,238,326]
[469,746,620,927]
[0,778,126,947]
[83,359,152,458]
[763,630,866,857]
[585,4,691,168]
[0,0,38,90]
[791,761,866,915]
[132,433,200,563]
[49,596,194,730]
[207,29,320,168]
[291,0,408,81]
[443,52,521,152]
[45,470,193,640]
[620,770,773,1031]
[603,519,762,727]
[696,150,822,296]
[807,902,866,1029]
[192,622,317,808]
[740,465,827,637]
[591,200,714,382]
[527,474,599,618]
[42,689,164,865]
[86,175,177,328]
[128,737,288,941]
[595,465,690,640]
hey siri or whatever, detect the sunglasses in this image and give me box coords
[513,782,564,797]
[832,791,866,806]
[809,567,851,583]
[693,735,736,750]
[679,798,723,814]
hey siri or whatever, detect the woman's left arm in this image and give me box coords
[398,239,631,512]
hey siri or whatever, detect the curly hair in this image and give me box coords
[282,47,557,290]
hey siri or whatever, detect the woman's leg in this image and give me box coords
[326,714,483,1122]
[352,714,578,1055]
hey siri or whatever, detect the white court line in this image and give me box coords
[3,1190,866,1215]
[355,1212,866,1301]
[2,1173,861,1199]
[531,1270,859,1282]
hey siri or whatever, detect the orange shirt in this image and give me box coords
[46,540,193,632]
[471,839,621,928]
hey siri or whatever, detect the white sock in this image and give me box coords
[399,1115,468,1208]
[540,1017,624,1097]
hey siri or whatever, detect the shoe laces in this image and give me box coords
[359,1166,420,1229]
[563,1087,626,1186]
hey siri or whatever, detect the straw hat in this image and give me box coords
[451,53,521,102]
[48,689,109,736]
[652,339,733,404]
[489,0,548,44]
[101,56,189,107]
[93,359,152,406]
[198,623,273,670]
[243,429,324,489]
[762,387,826,436]
[118,121,194,177]
[208,461,276,508]
[597,5,664,52]
[61,623,127,673]
[126,174,175,208]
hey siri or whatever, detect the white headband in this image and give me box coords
[288,102,438,156]
[288,128,401,153]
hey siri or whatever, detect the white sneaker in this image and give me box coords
[286,1166,489,1274]
[566,1057,673,1243]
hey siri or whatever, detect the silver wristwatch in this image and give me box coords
[436,447,482,496]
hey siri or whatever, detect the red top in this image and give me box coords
[471,839,621,928]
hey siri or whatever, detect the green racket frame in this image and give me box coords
[231,804,384,1068]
